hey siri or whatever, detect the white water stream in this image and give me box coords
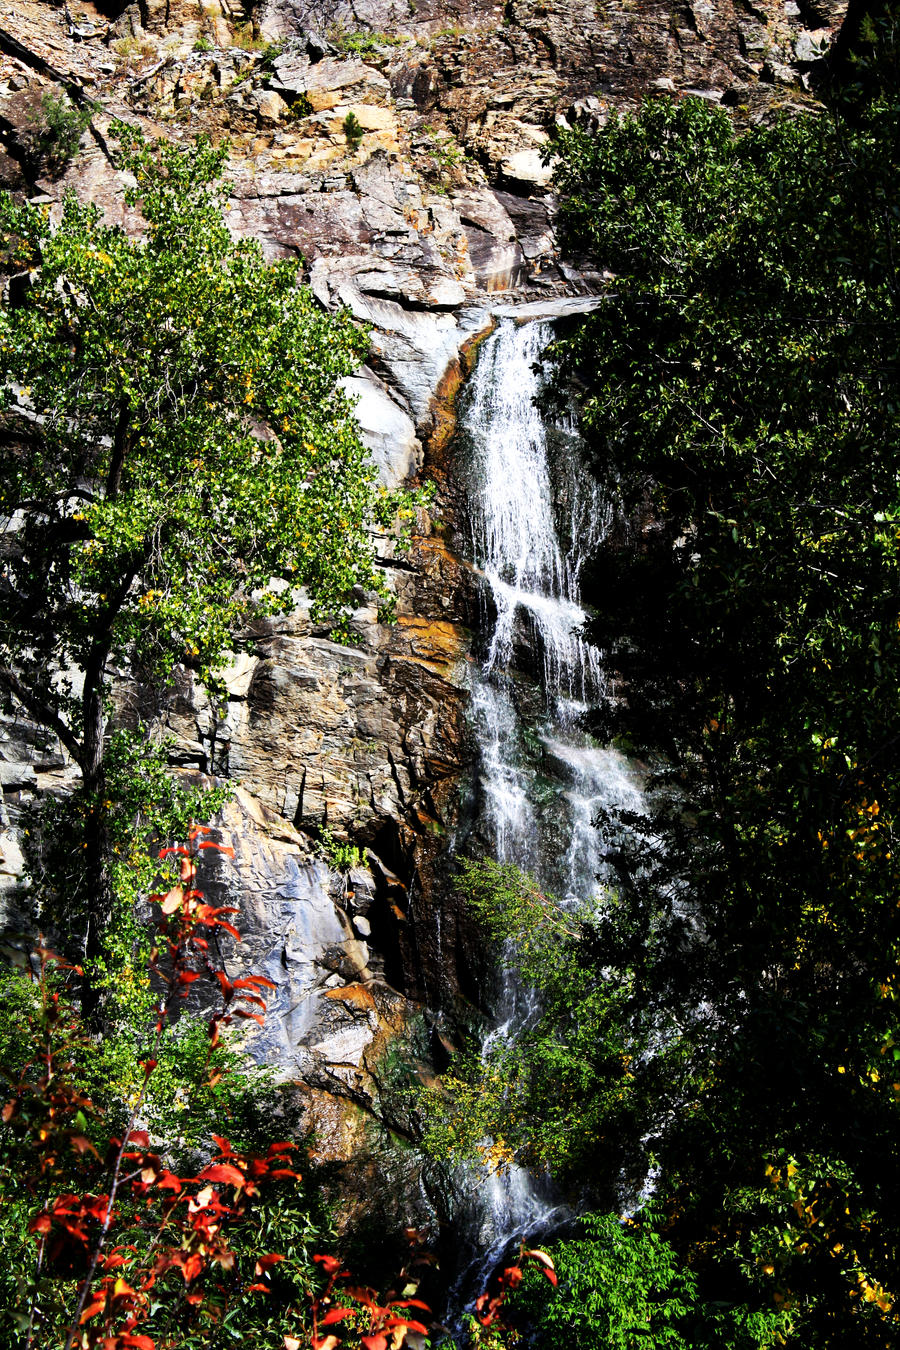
[453,317,644,1297]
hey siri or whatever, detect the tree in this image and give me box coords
[0,123,414,982]
[424,14,900,1347]
[520,18,900,1346]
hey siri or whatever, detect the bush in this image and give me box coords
[26,90,95,170]
[343,111,364,150]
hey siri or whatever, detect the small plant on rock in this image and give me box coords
[343,111,364,151]
[26,91,96,171]
[318,826,364,875]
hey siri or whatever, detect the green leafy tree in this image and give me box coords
[511,12,900,1346]
[506,1211,789,1350]
[0,124,414,982]
[428,13,900,1347]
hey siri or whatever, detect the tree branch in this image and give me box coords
[0,665,84,769]
[105,398,131,502]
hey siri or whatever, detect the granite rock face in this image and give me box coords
[0,0,852,1160]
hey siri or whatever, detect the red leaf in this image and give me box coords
[155,1172,182,1193]
[198,1162,246,1188]
[188,826,213,839]
[177,971,201,985]
[313,1338,340,1350]
[523,1248,556,1272]
[182,1253,204,1283]
[361,1337,388,1350]
[158,887,184,915]
[255,1254,286,1275]
[70,1135,99,1157]
[313,1255,341,1274]
[234,976,278,990]
[211,1134,234,1155]
[79,1297,107,1323]
[213,920,242,941]
[234,1009,265,1025]
[391,1300,431,1311]
[236,992,268,1010]
[127,1131,150,1147]
[267,1141,297,1153]
[198,842,236,856]
[320,1308,355,1325]
[249,1283,271,1293]
[214,970,233,998]
[344,1286,376,1307]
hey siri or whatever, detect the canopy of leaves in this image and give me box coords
[433,13,900,1347]
[546,24,900,1348]
[0,123,412,771]
[506,1210,788,1350]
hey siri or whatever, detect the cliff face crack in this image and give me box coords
[386,748,408,807]
[293,767,307,830]
[359,287,461,315]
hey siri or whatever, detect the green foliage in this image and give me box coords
[422,861,646,1187]
[520,13,900,1346]
[23,728,230,1014]
[0,917,327,1348]
[0,125,413,722]
[317,825,364,874]
[259,38,287,69]
[331,29,405,55]
[416,126,467,189]
[193,34,213,51]
[26,91,96,170]
[286,92,314,120]
[231,21,268,52]
[507,1212,789,1349]
[0,125,422,967]
[343,111,364,150]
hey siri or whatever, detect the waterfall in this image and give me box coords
[451,316,643,1300]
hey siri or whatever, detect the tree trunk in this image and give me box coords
[79,681,112,1024]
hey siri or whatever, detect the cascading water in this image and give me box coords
[451,316,644,1299]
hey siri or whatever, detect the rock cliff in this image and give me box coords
[0,0,849,1186]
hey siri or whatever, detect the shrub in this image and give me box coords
[343,111,364,150]
[26,91,95,170]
